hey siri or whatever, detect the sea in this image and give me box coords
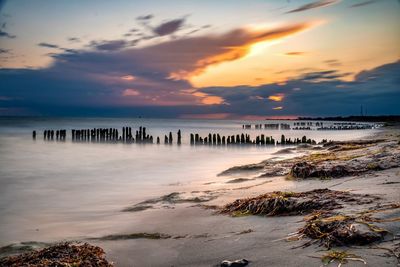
[0,117,378,246]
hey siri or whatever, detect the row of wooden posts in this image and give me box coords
[33,128,316,146]
[36,130,67,140]
[189,133,316,146]
[34,127,182,145]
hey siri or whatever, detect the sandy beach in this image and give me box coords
[2,124,399,267]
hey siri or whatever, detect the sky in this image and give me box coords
[0,0,399,118]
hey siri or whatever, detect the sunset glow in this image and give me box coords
[0,0,399,118]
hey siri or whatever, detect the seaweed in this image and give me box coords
[220,189,372,217]
[316,250,366,267]
[296,212,386,248]
[0,242,113,267]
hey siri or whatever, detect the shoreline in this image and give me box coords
[1,125,399,266]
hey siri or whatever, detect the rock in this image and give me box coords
[221,258,249,267]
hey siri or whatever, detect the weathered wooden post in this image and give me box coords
[169,132,173,144]
[222,136,226,145]
[177,129,181,145]
[164,135,168,144]
[32,130,36,139]
[190,133,194,145]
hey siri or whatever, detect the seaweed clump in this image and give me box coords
[296,212,386,248]
[0,242,113,267]
[289,161,350,179]
[219,189,363,217]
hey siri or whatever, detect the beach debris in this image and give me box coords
[220,258,249,267]
[289,202,400,248]
[220,189,376,217]
[296,211,386,248]
[0,242,113,267]
[219,139,400,179]
[289,161,350,179]
[316,250,366,267]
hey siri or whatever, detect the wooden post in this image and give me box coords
[164,135,168,144]
[177,129,181,145]
[190,133,194,145]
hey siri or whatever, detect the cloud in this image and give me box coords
[153,18,185,36]
[37,42,60,49]
[285,51,306,56]
[324,59,342,67]
[268,93,285,102]
[286,0,339,13]
[68,37,81,43]
[0,48,10,54]
[0,29,16,38]
[137,14,154,21]
[88,39,130,51]
[349,0,379,8]
[122,89,140,96]
[198,60,400,117]
[3,21,396,117]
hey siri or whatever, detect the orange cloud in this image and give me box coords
[268,93,285,102]
[121,75,136,81]
[192,91,224,105]
[122,88,140,96]
[168,21,317,81]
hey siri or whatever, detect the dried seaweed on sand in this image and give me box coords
[0,242,113,267]
[220,189,376,217]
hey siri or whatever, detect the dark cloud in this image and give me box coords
[137,14,154,21]
[0,48,10,54]
[88,39,129,51]
[299,70,349,81]
[286,0,339,13]
[37,42,59,49]
[349,0,379,8]
[0,29,16,38]
[153,18,185,36]
[68,37,81,43]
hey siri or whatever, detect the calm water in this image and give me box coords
[0,117,378,245]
